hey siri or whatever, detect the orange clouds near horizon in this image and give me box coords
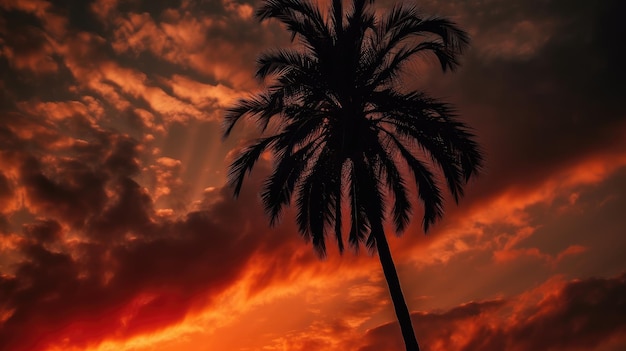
[1,0,625,350]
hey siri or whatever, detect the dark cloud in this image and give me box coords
[20,152,109,229]
[0,90,315,350]
[22,219,62,243]
[0,8,58,75]
[0,162,296,351]
[0,79,278,351]
[0,172,13,209]
[359,274,626,351]
[358,299,505,351]
[462,274,626,351]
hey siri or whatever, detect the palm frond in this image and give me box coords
[369,139,412,232]
[295,146,337,256]
[360,6,469,90]
[262,139,322,225]
[382,131,444,232]
[256,0,332,51]
[223,90,285,137]
[256,49,318,79]
[333,178,344,253]
[356,154,386,250]
[372,41,459,90]
[347,159,370,250]
[371,89,483,185]
[379,7,469,54]
[228,134,285,197]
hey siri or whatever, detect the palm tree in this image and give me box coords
[223,0,482,349]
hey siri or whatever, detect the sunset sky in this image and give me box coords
[1,0,626,350]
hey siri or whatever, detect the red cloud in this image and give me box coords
[0,100,290,350]
[0,177,295,351]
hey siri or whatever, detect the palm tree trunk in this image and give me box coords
[374,230,420,351]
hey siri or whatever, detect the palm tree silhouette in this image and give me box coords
[223,0,482,349]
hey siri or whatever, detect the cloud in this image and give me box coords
[0,89,274,350]
[165,74,239,111]
[103,0,274,88]
[0,161,288,351]
[0,96,328,350]
[359,273,626,351]
[0,172,16,215]
[0,15,58,74]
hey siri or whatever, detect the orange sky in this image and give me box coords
[1,0,625,350]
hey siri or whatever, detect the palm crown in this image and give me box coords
[224,0,482,255]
